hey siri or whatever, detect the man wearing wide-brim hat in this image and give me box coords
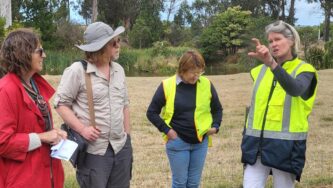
[54,21,132,188]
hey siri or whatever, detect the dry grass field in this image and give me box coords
[45,69,333,188]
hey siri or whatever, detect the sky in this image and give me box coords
[70,0,325,27]
[294,0,324,26]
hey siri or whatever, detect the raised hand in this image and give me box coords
[248,38,275,67]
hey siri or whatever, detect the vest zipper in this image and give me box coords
[258,78,277,156]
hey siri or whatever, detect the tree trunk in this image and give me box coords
[0,0,12,28]
[166,0,176,22]
[287,0,295,25]
[92,0,98,22]
[323,1,331,42]
[280,0,286,20]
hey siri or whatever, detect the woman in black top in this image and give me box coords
[147,50,223,188]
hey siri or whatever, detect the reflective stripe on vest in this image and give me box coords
[246,62,308,140]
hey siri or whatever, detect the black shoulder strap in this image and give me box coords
[80,60,88,70]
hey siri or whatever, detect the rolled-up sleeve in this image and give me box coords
[54,62,83,108]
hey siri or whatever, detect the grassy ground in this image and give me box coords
[45,69,333,188]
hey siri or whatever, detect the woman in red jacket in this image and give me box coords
[0,29,67,188]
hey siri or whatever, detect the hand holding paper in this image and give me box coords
[51,139,78,161]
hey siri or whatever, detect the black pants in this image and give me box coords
[76,136,133,188]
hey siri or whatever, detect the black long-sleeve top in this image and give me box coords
[146,76,223,144]
[272,65,317,100]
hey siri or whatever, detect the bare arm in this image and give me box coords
[123,105,130,135]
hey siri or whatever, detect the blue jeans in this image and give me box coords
[166,136,208,188]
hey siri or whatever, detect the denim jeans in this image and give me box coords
[166,136,208,188]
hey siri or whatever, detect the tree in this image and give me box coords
[298,26,319,57]
[10,0,70,48]
[200,6,251,59]
[191,0,226,28]
[230,0,265,16]
[129,0,163,47]
[79,0,140,30]
[321,0,332,41]
[11,0,24,21]
[164,0,180,22]
[128,16,152,48]
[77,0,92,24]
[92,0,98,22]
[21,0,56,47]
[307,0,332,41]
[286,0,296,25]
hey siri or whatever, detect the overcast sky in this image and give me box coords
[294,0,324,26]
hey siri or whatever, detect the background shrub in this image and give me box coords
[306,47,325,69]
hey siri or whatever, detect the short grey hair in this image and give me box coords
[265,20,301,56]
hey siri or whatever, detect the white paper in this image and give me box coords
[51,139,78,161]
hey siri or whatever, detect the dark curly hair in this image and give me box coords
[0,28,40,76]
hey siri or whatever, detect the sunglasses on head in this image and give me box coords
[34,48,45,57]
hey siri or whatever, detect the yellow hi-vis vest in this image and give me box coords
[245,58,317,140]
[161,75,213,145]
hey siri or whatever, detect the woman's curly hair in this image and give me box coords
[0,28,40,76]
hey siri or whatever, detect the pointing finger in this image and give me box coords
[252,38,261,46]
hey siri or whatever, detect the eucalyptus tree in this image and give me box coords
[307,0,332,41]
[98,0,140,29]
[320,0,332,41]
[128,0,164,47]
[286,0,296,25]
[191,0,226,28]
[164,0,180,22]
[77,0,92,24]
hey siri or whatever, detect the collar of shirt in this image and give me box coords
[176,74,183,85]
[86,61,119,77]
[86,61,98,74]
[175,74,201,85]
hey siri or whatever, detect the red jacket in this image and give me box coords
[0,73,64,188]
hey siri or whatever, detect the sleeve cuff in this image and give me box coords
[162,126,171,135]
[212,124,220,134]
[28,133,42,151]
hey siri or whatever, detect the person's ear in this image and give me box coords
[288,39,294,48]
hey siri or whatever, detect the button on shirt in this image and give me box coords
[54,61,129,155]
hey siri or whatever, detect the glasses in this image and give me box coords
[266,20,293,34]
[189,70,205,77]
[110,38,121,47]
[34,48,45,57]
